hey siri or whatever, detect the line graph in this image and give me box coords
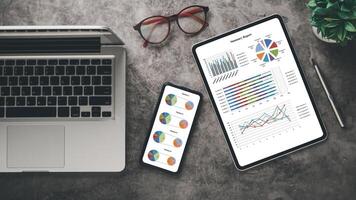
[227,102,299,148]
[239,104,290,134]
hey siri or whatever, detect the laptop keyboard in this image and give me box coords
[0,56,114,119]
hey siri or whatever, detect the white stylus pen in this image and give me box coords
[312,58,345,128]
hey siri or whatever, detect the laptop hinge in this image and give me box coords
[0,37,101,53]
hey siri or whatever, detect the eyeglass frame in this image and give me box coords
[133,5,209,46]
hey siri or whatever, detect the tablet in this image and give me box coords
[192,15,327,170]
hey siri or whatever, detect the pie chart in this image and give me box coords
[153,131,165,143]
[159,112,171,124]
[165,94,177,106]
[167,156,176,166]
[179,120,188,129]
[173,138,182,147]
[185,101,194,110]
[148,150,159,161]
[256,38,278,62]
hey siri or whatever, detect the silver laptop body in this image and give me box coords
[0,26,125,172]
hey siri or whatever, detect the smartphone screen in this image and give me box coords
[141,83,201,173]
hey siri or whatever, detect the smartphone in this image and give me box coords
[141,82,202,173]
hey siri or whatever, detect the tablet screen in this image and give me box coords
[194,16,325,168]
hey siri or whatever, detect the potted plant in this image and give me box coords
[307,0,356,45]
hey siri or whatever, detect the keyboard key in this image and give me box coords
[0,107,3,117]
[4,66,13,75]
[37,60,47,65]
[48,59,58,65]
[16,60,26,65]
[32,87,41,95]
[40,76,49,85]
[30,76,39,85]
[60,76,70,85]
[66,66,75,75]
[58,107,69,117]
[102,59,112,65]
[0,67,2,75]
[0,77,7,86]
[5,60,15,65]
[56,66,65,75]
[22,87,31,96]
[84,86,93,95]
[6,97,15,106]
[79,96,88,105]
[87,66,96,75]
[58,97,67,105]
[27,60,36,65]
[68,96,77,105]
[0,97,4,106]
[25,66,34,75]
[45,66,55,75]
[89,97,111,105]
[102,111,112,117]
[43,86,52,96]
[91,59,100,65]
[27,97,36,106]
[74,86,82,95]
[97,66,112,75]
[92,106,101,117]
[53,86,62,95]
[59,59,68,65]
[9,77,18,85]
[81,76,90,85]
[37,97,46,106]
[71,107,80,117]
[16,97,26,106]
[0,60,4,65]
[102,76,112,85]
[19,77,29,85]
[76,65,85,75]
[11,87,20,96]
[63,86,72,95]
[92,76,101,85]
[14,66,23,75]
[70,59,79,65]
[50,76,60,85]
[80,59,90,65]
[94,86,111,95]
[1,87,10,96]
[71,76,80,85]
[6,107,56,118]
[48,97,57,105]
[81,112,90,117]
[35,66,44,75]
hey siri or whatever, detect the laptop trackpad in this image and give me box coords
[7,125,65,168]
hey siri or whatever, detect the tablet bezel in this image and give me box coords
[192,14,327,170]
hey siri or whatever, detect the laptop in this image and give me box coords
[0,26,126,172]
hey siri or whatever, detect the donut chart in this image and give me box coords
[179,120,188,129]
[256,38,278,62]
[167,157,176,166]
[173,138,182,147]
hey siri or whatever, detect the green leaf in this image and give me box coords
[337,27,346,41]
[338,11,352,19]
[307,0,317,8]
[341,4,351,12]
[345,21,356,32]
[314,7,329,16]
[324,17,341,21]
[324,21,340,27]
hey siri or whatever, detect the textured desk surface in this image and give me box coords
[0,0,355,199]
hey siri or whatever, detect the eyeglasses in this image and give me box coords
[133,5,209,47]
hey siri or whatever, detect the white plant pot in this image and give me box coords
[312,27,337,43]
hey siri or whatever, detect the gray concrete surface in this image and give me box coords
[0,0,356,199]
